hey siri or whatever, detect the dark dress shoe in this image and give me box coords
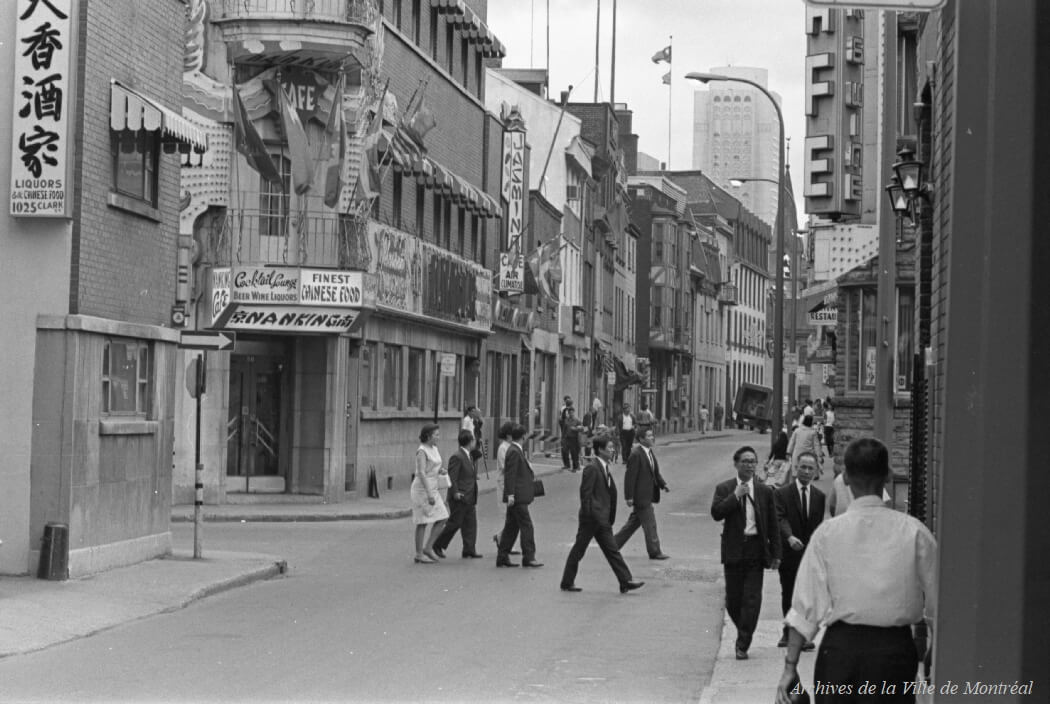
[735,648,749,660]
[431,547,446,559]
[560,585,582,592]
[462,552,483,559]
[496,560,519,567]
[522,560,544,567]
[650,553,670,560]
[619,580,645,593]
[801,642,816,651]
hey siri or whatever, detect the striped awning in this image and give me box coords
[110,80,208,154]
[430,0,466,13]
[432,0,505,57]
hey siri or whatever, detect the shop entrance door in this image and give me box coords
[227,353,286,491]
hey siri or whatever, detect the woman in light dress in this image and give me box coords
[411,423,449,564]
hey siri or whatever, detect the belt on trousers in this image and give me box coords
[826,622,911,637]
[742,534,760,541]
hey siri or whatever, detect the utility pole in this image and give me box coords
[593,0,601,102]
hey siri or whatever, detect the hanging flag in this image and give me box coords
[272,77,314,195]
[528,237,564,303]
[323,75,345,208]
[232,85,283,189]
[662,71,671,85]
[353,84,388,205]
[651,45,672,64]
[404,97,437,145]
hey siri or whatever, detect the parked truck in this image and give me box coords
[732,383,774,433]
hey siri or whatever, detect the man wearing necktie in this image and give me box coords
[773,451,825,648]
[614,428,671,559]
[560,435,644,594]
[711,445,782,660]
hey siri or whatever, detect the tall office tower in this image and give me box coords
[691,66,781,230]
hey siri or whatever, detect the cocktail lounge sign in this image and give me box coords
[210,266,373,332]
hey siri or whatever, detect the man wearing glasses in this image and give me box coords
[711,445,782,660]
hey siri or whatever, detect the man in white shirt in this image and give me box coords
[776,438,937,704]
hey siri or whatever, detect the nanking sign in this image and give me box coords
[9,0,74,217]
[210,266,373,332]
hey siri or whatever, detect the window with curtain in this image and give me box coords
[112,131,158,206]
[259,154,291,238]
[102,338,152,416]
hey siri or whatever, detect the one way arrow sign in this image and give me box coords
[179,331,236,351]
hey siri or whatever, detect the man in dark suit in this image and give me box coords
[614,428,670,559]
[497,424,542,568]
[432,429,483,559]
[711,445,783,660]
[773,451,825,649]
[560,434,644,594]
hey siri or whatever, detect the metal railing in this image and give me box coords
[216,210,354,267]
[220,0,378,25]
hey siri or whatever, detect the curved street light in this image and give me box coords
[688,71,786,448]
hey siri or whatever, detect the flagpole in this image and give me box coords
[593,0,601,102]
[667,34,673,169]
[610,0,617,104]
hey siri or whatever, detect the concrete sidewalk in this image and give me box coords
[0,550,286,659]
[172,428,742,523]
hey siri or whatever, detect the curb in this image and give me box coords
[183,559,288,605]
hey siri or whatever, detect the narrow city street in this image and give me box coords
[0,435,793,703]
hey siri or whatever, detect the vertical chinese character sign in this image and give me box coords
[9,0,73,218]
[499,129,526,294]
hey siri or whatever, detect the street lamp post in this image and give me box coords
[688,72,786,450]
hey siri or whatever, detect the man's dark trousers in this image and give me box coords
[614,504,662,557]
[561,438,580,469]
[619,429,635,458]
[778,561,799,616]
[433,498,477,555]
[498,503,536,562]
[724,536,766,651]
[561,518,632,588]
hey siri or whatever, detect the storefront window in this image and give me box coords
[407,347,425,409]
[102,338,152,416]
[442,354,462,412]
[382,344,403,409]
[846,288,915,393]
[360,342,377,410]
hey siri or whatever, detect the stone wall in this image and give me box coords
[829,395,912,477]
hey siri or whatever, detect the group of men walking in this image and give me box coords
[710,437,937,703]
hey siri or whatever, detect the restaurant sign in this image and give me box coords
[210,266,373,332]
[9,0,74,217]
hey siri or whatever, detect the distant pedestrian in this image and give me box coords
[432,429,482,559]
[776,438,937,704]
[614,428,670,560]
[492,422,520,555]
[614,402,636,462]
[591,393,604,426]
[636,400,655,437]
[561,407,584,471]
[763,429,792,488]
[711,446,782,660]
[461,406,484,462]
[773,452,825,650]
[496,424,542,568]
[699,404,710,434]
[714,402,724,431]
[828,472,892,517]
[823,401,836,461]
[559,396,574,435]
[787,414,825,477]
[560,434,645,594]
[411,424,449,564]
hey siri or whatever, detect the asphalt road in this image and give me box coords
[0,433,767,704]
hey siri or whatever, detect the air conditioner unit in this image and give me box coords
[566,184,580,201]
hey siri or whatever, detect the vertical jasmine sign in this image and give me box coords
[9,0,74,218]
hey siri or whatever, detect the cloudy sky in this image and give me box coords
[485,0,807,215]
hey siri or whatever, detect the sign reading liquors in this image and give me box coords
[10,0,74,217]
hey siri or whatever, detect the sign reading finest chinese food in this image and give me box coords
[10,0,73,217]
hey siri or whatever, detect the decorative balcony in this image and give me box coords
[206,210,353,268]
[717,282,739,306]
[215,0,378,69]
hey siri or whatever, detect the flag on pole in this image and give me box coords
[232,85,283,189]
[353,85,388,205]
[527,237,564,302]
[651,45,672,64]
[662,71,671,85]
[405,97,437,145]
[323,75,345,208]
[273,78,314,194]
